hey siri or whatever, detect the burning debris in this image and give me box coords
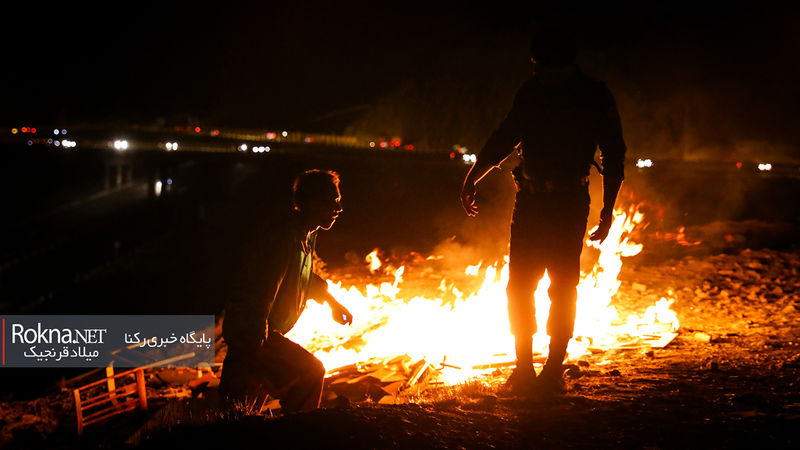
[287,205,681,401]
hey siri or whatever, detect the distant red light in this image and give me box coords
[379,142,388,148]
[736,162,742,168]
[213,129,220,136]
[449,152,455,159]
[266,132,276,139]
[31,127,37,134]
[21,127,29,133]
[194,126,201,133]
[390,141,401,147]
[174,126,182,131]
[405,145,414,150]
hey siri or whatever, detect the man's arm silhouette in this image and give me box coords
[461,84,530,216]
[589,84,626,243]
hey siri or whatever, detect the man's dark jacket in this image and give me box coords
[477,67,625,183]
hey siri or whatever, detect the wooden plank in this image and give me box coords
[136,368,147,409]
[83,403,139,427]
[73,389,84,436]
[648,332,679,349]
[471,361,515,370]
[106,367,118,406]
[83,398,140,422]
[76,367,140,391]
[406,360,430,387]
[81,384,137,410]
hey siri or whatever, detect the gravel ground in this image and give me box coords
[4,244,798,449]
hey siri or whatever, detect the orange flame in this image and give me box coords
[288,205,679,384]
[366,249,382,273]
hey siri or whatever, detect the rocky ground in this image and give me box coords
[2,241,800,449]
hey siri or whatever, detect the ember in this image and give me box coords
[288,205,679,388]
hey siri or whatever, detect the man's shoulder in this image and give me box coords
[236,209,298,259]
[573,69,610,93]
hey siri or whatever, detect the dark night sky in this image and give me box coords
[3,1,799,156]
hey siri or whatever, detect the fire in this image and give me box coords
[288,205,679,385]
[366,249,382,273]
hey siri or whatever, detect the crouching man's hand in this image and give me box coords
[329,300,353,325]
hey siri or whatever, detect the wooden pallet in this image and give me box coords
[73,367,147,436]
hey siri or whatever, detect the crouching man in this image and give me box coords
[219,169,352,412]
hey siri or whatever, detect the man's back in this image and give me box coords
[480,67,625,182]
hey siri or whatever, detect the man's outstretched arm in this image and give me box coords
[460,159,498,216]
[309,274,352,325]
[589,84,626,243]
[460,83,530,216]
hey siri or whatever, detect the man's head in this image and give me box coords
[293,169,342,231]
[529,30,577,70]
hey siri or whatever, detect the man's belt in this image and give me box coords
[512,166,588,194]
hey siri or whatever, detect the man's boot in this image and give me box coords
[536,337,569,394]
[503,334,537,394]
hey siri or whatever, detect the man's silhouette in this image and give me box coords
[219,169,352,412]
[460,30,626,393]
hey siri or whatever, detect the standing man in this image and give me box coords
[460,30,626,394]
[220,169,352,412]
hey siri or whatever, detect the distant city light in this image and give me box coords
[61,139,77,148]
[154,180,163,197]
[758,163,773,172]
[167,178,173,185]
[369,141,375,148]
[27,140,33,146]
[239,144,248,151]
[11,128,18,134]
[636,158,653,168]
[113,139,129,150]
[53,129,60,135]
[462,154,477,164]
[61,129,67,135]
[303,137,314,143]
[47,138,53,144]
[165,142,178,151]
[281,131,288,137]
[54,140,61,147]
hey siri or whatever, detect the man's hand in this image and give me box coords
[329,301,352,325]
[589,211,613,243]
[460,182,478,216]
